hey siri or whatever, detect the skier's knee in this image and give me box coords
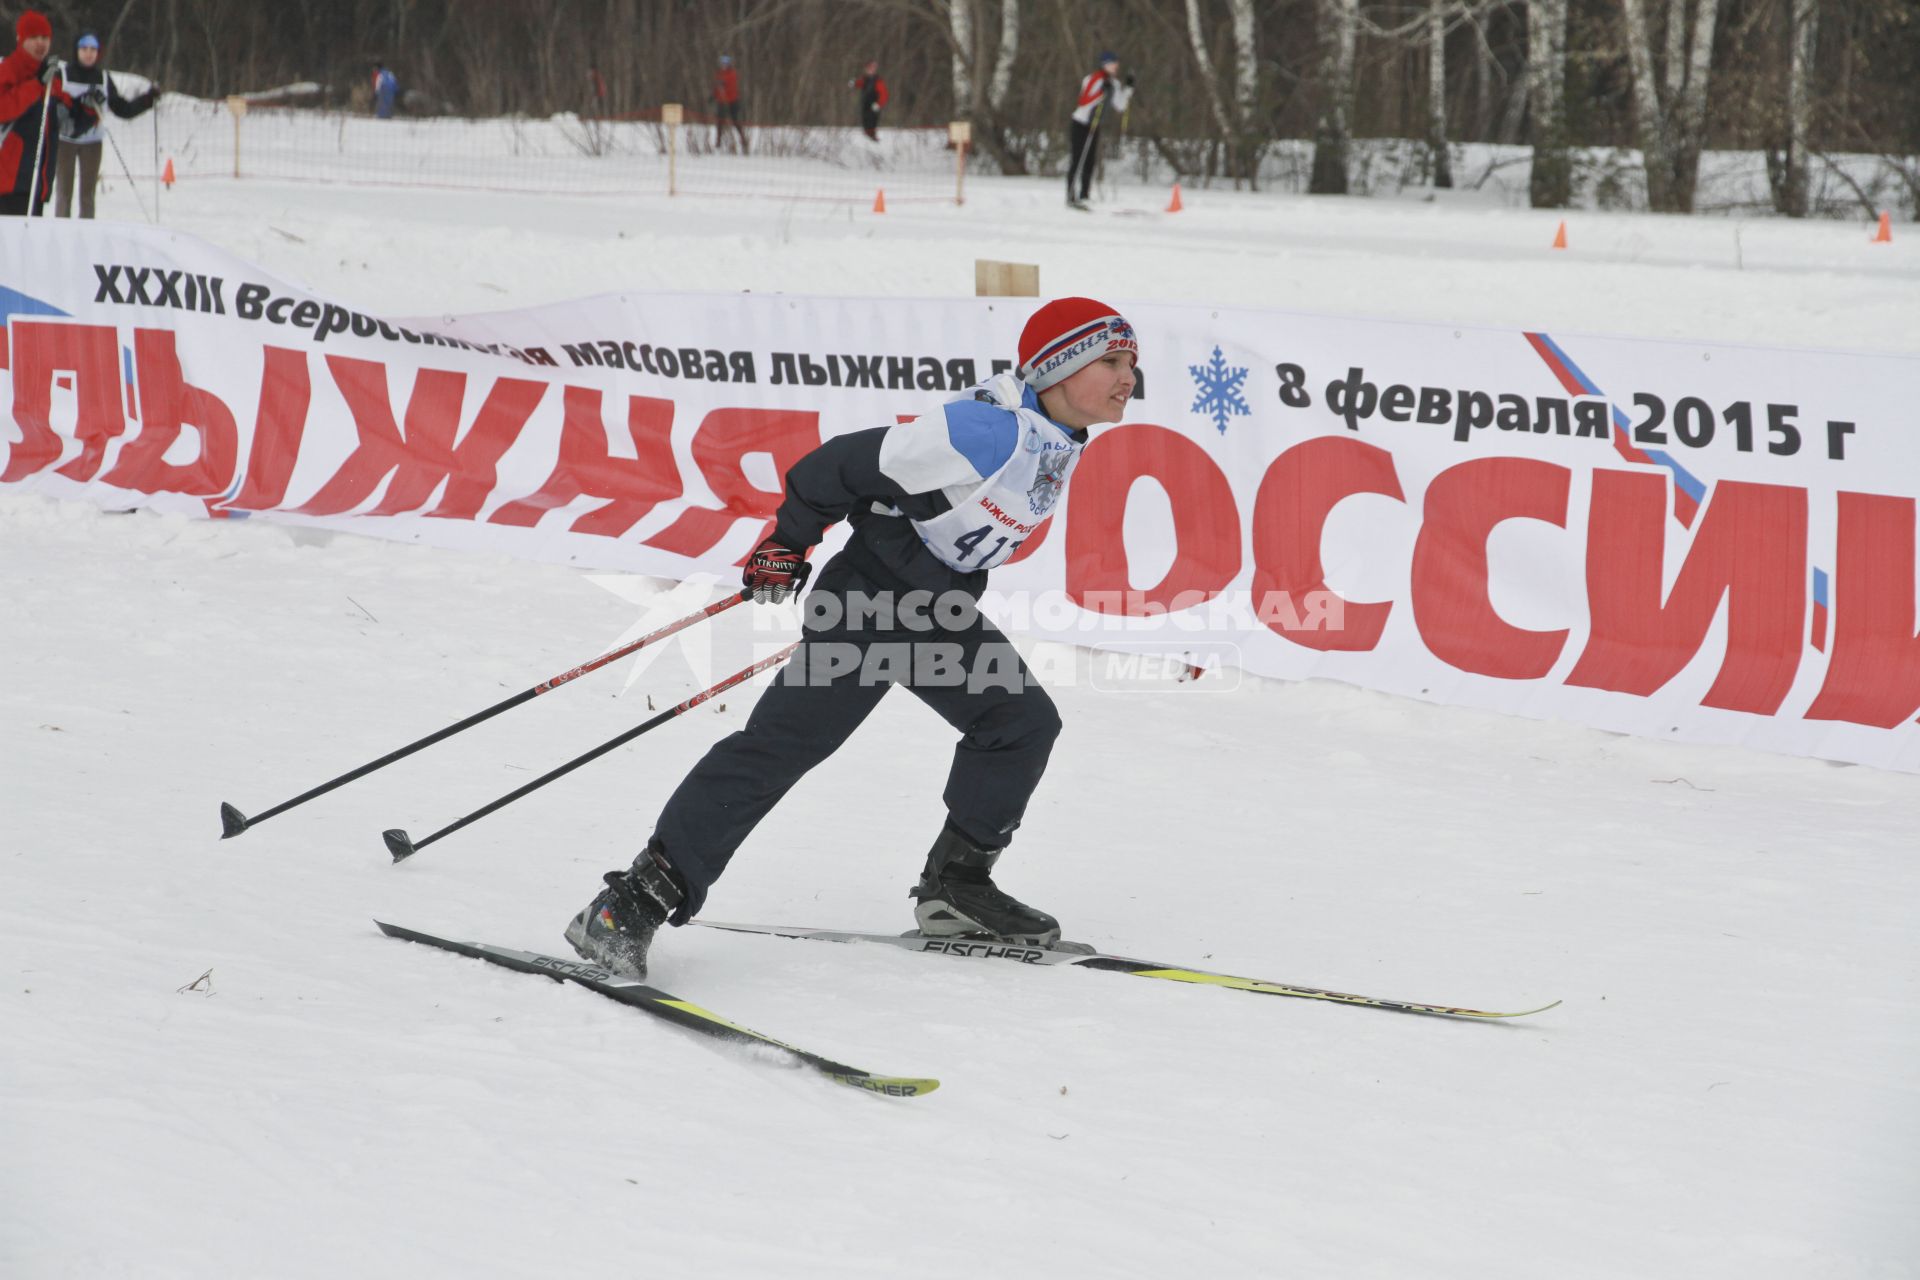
[972,692,1060,753]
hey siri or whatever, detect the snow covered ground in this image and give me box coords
[5,162,1918,1278]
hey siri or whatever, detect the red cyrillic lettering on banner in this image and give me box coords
[1063,424,1241,614]
[1568,472,1806,713]
[1411,457,1571,680]
[490,389,680,536]
[298,358,546,519]
[1804,493,1920,728]
[3,321,124,483]
[219,346,313,511]
[1250,436,1404,650]
[643,408,821,559]
[421,377,548,520]
[101,329,239,496]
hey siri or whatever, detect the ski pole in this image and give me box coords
[384,640,800,863]
[104,126,154,223]
[24,58,60,221]
[220,589,750,839]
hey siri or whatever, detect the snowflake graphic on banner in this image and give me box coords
[1189,346,1250,434]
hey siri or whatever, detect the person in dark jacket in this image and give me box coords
[711,54,747,153]
[563,297,1143,981]
[0,10,71,216]
[55,31,157,219]
[851,60,887,141]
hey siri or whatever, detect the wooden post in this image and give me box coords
[948,120,972,206]
[974,260,1038,297]
[226,95,248,179]
[662,103,682,197]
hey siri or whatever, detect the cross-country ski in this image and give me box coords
[694,922,1561,1020]
[376,922,937,1098]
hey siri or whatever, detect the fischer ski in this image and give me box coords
[375,922,938,1097]
[695,922,1560,1021]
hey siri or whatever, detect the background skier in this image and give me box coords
[54,31,157,219]
[851,60,887,141]
[0,10,71,216]
[1065,51,1133,209]
[711,53,747,152]
[372,61,398,118]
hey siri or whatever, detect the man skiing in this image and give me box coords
[711,54,748,153]
[371,62,398,119]
[1065,51,1133,210]
[567,298,1141,980]
[850,60,887,141]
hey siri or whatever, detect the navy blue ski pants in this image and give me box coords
[650,558,1061,919]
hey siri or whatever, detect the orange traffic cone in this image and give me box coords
[1871,211,1892,243]
[162,157,175,188]
[1166,183,1184,214]
[872,188,886,214]
[1551,220,1568,249]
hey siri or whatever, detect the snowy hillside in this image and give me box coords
[4,163,1917,1278]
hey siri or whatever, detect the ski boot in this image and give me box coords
[909,821,1061,945]
[564,844,684,980]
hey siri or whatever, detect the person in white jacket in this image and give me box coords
[1065,51,1133,209]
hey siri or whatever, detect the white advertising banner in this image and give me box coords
[5,221,1918,770]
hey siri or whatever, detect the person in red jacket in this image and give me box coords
[851,60,887,142]
[711,54,747,153]
[0,10,72,216]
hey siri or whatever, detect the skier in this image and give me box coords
[850,60,887,142]
[372,61,398,119]
[0,10,71,217]
[566,298,1142,980]
[54,31,158,220]
[711,54,748,153]
[1065,51,1133,210]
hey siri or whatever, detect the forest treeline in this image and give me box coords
[35,0,1920,214]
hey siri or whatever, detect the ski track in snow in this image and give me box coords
[4,170,1918,1279]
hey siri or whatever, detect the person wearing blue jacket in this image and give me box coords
[567,298,1141,979]
[372,62,398,118]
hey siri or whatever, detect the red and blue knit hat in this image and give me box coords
[1016,297,1138,391]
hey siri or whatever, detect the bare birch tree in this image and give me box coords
[987,0,1019,108]
[1427,0,1453,187]
[950,0,975,115]
[1768,0,1819,216]
[1620,0,1730,212]
[1528,0,1571,206]
[1311,0,1359,194]
[1185,0,1264,184]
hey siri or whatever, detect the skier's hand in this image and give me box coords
[79,86,106,107]
[1124,73,1137,88]
[37,57,62,85]
[743,536,811,603]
